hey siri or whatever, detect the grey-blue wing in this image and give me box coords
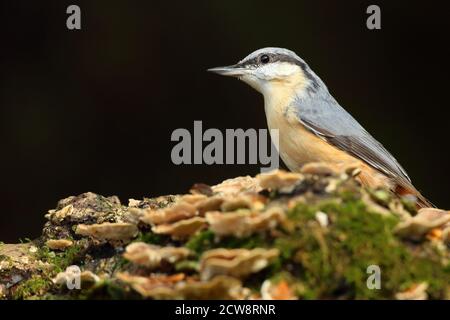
[291,92,413,189]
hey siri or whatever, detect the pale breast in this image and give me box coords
[264,99,360,172]
[262,86,392,190]
[264,99,392,188]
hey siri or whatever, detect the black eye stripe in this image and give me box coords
[239,57,259,68]
[238,53,299,67]
[236,52,320,89]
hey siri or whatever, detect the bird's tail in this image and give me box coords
[395,185,434,209]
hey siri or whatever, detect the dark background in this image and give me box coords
[1,1,449,242]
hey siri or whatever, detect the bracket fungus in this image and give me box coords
[123,242,191,268]
[300,162,338,176]
[45,239,73,251]
[141,202,198,225]
[211,176,261,195]
[395,208,450,241]
[199,248,279,281]
[117,273,243,299]
[75,222,138,241]
[151,217,207,239]
[395,282,429,300]
[206,207,285,238]
[256,169,303,190]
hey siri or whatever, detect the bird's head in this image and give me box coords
[208,47,323,97]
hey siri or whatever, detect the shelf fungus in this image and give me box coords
[220,194,266,212]
[206,207,285,238]
[151,217,207,239]
[75,222,138,240]
[395,282,429,300]
[117,273,243,299]
[256,169,302,191]
[123,242,191,268]
[53,266,100,289]
[199,248,279,281]
[195,196,225,215]
[45,239,73,251]
[300,162,338,176]
[139,193,224,226]
[141,201,198,225]
[394,208,450,241]
[211,176,261,195]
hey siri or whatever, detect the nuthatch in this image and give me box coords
[209,47,432,207]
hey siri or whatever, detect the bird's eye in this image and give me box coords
[260,54,270,64]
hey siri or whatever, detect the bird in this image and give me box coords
[208,47,432,208]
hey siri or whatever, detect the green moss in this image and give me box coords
[37,244,83,274]
[174,260,199,272]
[79,280,139,300]
[0,254,13,270]
[185,230,215,254]
[134,231,168,245]
[276,198,449,299]
[185,230,269,257]
[220,233,268,249]
[12,275,52,300]
[400,197,418,215]
[368,189,391,206]
[111,256,130,273]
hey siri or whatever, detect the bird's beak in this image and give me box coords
[207,64,248,77]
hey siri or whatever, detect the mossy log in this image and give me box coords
[1,165,449,300]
